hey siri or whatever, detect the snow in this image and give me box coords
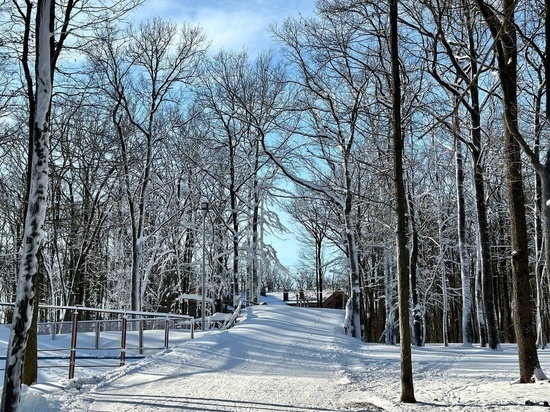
[36,0,52,130]
[2,294,550,411]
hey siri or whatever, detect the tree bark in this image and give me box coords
[455,142,473,345]
[468,52,500,351]
[344,195,362,338]
[407,186,422,346]
[462,1,499,348]
[1,1,52,409]
[475,0,545,382]
[316,237,324,308]
[390,0,415,403]
[21,287,39,386]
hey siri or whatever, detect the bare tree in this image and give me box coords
[285,193,331,307]
[2,0,144,410]
[45,96,118,313]
[390,0,415,402]
[455,138,474,346]
[1,0,144,397]
[474,0,546,382]
[266,6,377,338]
[1,2,52,409]
[198,50,283,306]
[88,19,207,312]
[405,0,500,349]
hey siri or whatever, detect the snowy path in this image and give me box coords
[20,296,550,411]
[50,304,362,412]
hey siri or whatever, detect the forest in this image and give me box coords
[0,0,549,400]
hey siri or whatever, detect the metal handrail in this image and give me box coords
[0,302,195,320]
[0,303,195,379]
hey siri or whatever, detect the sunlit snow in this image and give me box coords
[2,294,550,411]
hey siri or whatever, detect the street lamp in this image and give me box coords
[200,200,209,331]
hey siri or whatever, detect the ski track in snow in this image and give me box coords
[14,295,550,411]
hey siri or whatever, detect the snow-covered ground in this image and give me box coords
[2,295,550,411]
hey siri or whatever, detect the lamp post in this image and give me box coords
[200,200,209,331]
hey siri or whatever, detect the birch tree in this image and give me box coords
[1,0,144,395]
[1,1,52,409]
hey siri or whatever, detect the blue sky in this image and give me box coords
[133,0,317,269]
[134,0,317,56]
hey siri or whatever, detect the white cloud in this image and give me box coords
[134,0,317,55]
[195,8,270,53]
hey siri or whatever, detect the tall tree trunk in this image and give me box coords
[455,142,473,345]
[343,200,362,338]
[343,152,361,337]
[471,130,500,349]
[475,0,546,381]
[505,112,543,381]
[383,262,396,345]
[475,235,488,346]
[435,173,449,347]
[251,201,259,304]
[232,216,239,306]
[533,87,547,349]
[316,238,323,308]
[407,185,423,346]
[539,0,550,350]
[469,73,500,351]
[462,3,501,348]
[22,284,39,386]
[225,131,240,307]
[1,1,52,409]
[539,164,550,347]
[390,0,415,402]
[250,141,261,304]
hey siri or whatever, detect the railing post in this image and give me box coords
[120,316,127,366]
[190,317,194,339]
[50,307,56,341]
[164,318,169,349]
[68,308,79,379]
[139,319,144,355]
[95,320,100,349]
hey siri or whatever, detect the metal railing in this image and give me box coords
[0,304,195,379]
[221,299,243,330]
